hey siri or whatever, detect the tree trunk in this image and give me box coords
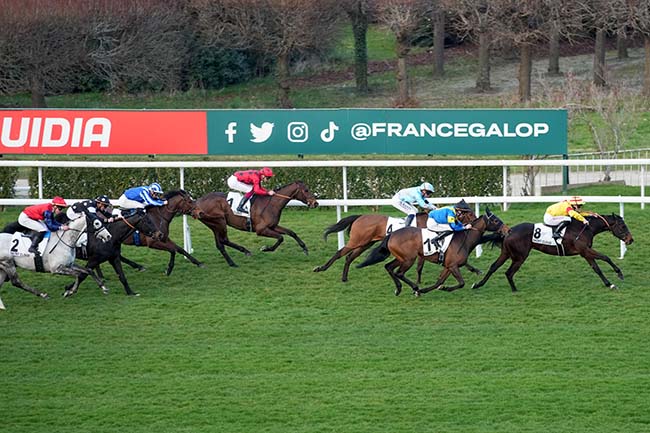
[518,44,532,103]
[432,9,444,77]
[395,38,410,105]
[276,52,292,108]
[643,34,650,97]
[29,72,46,108]
[349,7,369,93]
[475,30,490,91]
[593,29,606,87]
[548,22,561,76]
[617,33,628,60]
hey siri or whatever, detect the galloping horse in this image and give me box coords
[0,215,111,302]
[357,209,510,296]
[64,210,162,297]
[314,212,484,282]
[471,213,634,292]
[196,181,319,266]
[119,190,204,276]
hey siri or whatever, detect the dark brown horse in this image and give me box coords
[119,190,204,276]
[313,212,483,282]
[471,213,634,292]
[196,181,319,266]
[357,209,510,296]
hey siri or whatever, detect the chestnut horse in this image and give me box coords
[357,209,510,296]
[313,212,483,282]
[471,213,634,292]
[196,181,319,267]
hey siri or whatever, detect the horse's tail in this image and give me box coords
[356,235,392,268]
[323,215,362,241]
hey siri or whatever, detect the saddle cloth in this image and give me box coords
[532,223,566,246]
[10,231,51,257]
[421,229,454,257]
[227,192,250,216]
[385,216,418,235]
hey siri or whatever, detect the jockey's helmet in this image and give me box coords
[420,182,434,193]
[569,196,585,207]
[260,167,274,177]
[95,195,111,206]
[454,199,472,212]
[51,196,67,207]
[149,182,163,194]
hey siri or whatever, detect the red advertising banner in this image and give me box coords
[0,110,207,154]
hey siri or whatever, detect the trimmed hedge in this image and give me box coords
[31,166,502,202]
[0,167,18,198]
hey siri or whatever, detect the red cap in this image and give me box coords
[51,196,67,206]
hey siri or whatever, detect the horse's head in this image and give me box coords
[607,213,634,245]
[284,181,319,208]
[165,190,203,219]
[128,209,164,241]
[86,215,112,243]
[456,209,476,225]
[483,208,510,236]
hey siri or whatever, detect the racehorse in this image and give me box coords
[64,209,163,297]
[196,181,319,266]
[0,258,50,309]
[118,190,204,276]
[313,212,484,283]
[471,213,634,292]
[357,209,510,296]
[0,215,111,299]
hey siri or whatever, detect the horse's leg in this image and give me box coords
[419,267,453,294]
[4,267,49,299]
[464,262,483,275]
[384,259,403,295]
[166,250,176,276]
[504,257,528,292]
[585,248,624,282]
[255,227,285,252]
[109,257,138,296]
[205,218,248,267]
[416,256,425,285]
[263,225,307,254]
[57,264,109,295]
[145,239,204,275]
[472,251,511,290]
[313,245,353,273]
[341,243,375,282]
[581,249,619,289]
[439,265,465,292]
[393,258,419,293]
[220,237,252,256]
[63,273,90,298]
[119,254,146,272]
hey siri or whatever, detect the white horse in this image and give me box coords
[0,216,111,308]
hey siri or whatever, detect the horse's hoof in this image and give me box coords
[137,267,146,273]
[413,290,421,297]
[609,284,618,290]
[62,290,73,298]
[244,251,252,257]
[302,249,309,256]
[313,266,322,272]
[471,283,479,289]
[102,287,109,295]
[617,273,624,281]
[128,292,140,297]
[41,293,50,300]
[198,263,206,268]
[229,262,239,268]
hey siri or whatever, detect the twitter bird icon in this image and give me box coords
[250,122,274,143]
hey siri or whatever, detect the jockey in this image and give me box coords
[426,199,473,249]
[18,196,69,256]
[227,167,275,214]
[67,195,115,223]
[391,182,437,227]
[544,196,589,239]
[116,183,168,211]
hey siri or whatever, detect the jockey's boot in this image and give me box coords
[432,231,452,250]
[28,231,46,256]
[236,196,250,213]
[552,221,569,240]
[404,214,415,227]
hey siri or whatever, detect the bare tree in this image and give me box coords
[0,0,92,107]
[622,0,650,96]
[377,0,430,105]
[342,0,375,93]
[192,0,341,108]
[431,0,445,77]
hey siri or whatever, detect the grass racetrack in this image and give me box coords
[1,198,649,433]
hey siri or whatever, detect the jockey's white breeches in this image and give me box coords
[116,195,145,209]
[426,220,452,232]
[543,213,571,226]
[391,196,417,215]
[227,175,253,194]
[18,212,47,232]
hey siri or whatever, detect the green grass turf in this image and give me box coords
[1,195,649,433]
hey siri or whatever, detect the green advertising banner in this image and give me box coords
[207,108,567,155]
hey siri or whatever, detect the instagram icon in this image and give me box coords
[287,122,309,142]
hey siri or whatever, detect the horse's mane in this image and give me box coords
[164,189,188,199]
[274,181,304,191]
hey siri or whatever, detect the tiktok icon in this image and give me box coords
[320,121,339,143]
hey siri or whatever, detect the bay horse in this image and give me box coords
[471,213,634,292]
[313,212,484,282]
[357,209,510,296]
[196,181,319,266]
[64,209,163,297]
[118,189,204,276]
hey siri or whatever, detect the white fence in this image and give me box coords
[0,159,647,259]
